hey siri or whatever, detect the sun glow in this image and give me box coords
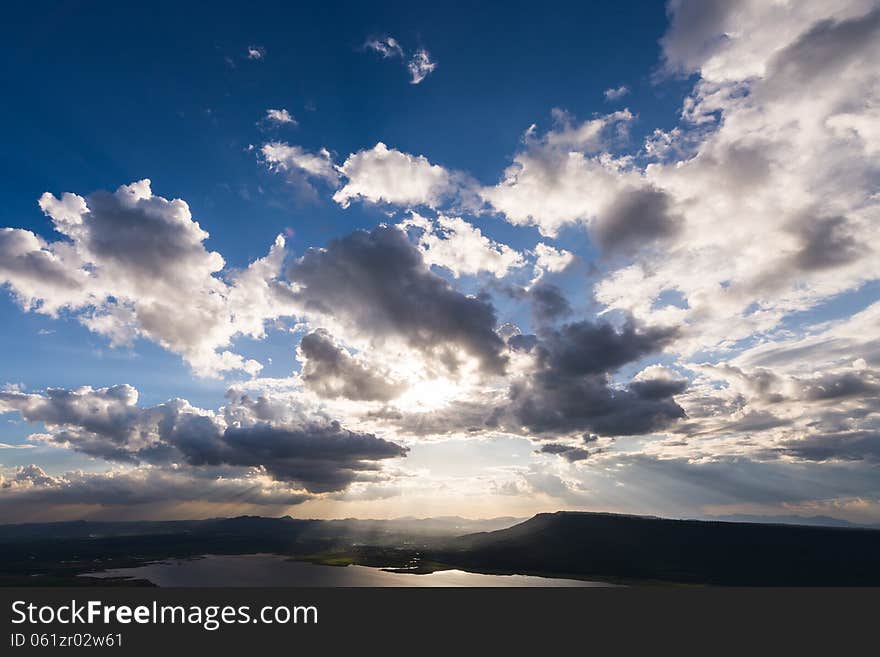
[394,376,463,412]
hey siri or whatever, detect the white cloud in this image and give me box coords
[593,1,880,355]
[364,35,404,59]
[544,107,633,150]
[247,45,265,60]
[531,242,575,281]
[264,108,297,125]
[660,0,875,82]
[643,127,685,160]
[1,180,298,377]
[5,1,880,524]
[0,227,92,314]
[479,109,646,237]
[259,3,879,412]
[0,384,407,495]
[261,142,339,184]
[407,49,437,84]
[0,381,415,519]
[333,142,453,208]
[604,85,629,100]
[649,298,880,470]
[363,36,436,84]
[400,213,524,278]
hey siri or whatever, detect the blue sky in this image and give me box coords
[0,0,683,401]
[1,0,879,523]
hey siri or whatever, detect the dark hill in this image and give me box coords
[435,511,880,585]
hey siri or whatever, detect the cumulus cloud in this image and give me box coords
[285,225,508,375]
[5,0,880,522]
[260,141,339,185]
[529,319,679,378]
[504,318,685,437]
[631,365,689,400]
[591,186,681,254]
[297,329,405,401]
[526,282,572,322]
[262,142,481,212]
[591,2,880,357]
[0,227,91,312]
[0,180,298,376]
[399,213,524,278]
[789,214,865,272]
[333,143,453,208]
[364,313,686,444]
[533,243,575,274]
[660,0,876,81]
[664,299,880,469]
[258,2,879,393]
[0,385,407,494]
[480,110,651,237]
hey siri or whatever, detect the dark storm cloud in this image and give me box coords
[592,187,681,254]
[0,386,407,494]
[175,422,406,493]
[800,372,880,401]
[527,282,572,322]
[507,333,538,353]
[298,329,404,401]
[509,372,686,436]
[287,226,507,374]
[630,377,689,400]
[791,215,864,271]
[704,364,880,405]
[376,318,687,439]
[505,319,685,436]
[780,431,880,463]
[494,281,572,324]
[534,319,679,377]
[538,443,592,462]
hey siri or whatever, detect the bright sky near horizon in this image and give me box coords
[1,0,879,524]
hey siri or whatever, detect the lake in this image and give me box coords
[82,553,609,587]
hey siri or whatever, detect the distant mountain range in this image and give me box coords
[2,511,879,586]
[701,514,878,529]
[2,510,867,541]
[433,511,880,585]
[0,515,521,542]
[0,514,525,585]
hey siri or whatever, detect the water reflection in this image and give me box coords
[83,553,610,587]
